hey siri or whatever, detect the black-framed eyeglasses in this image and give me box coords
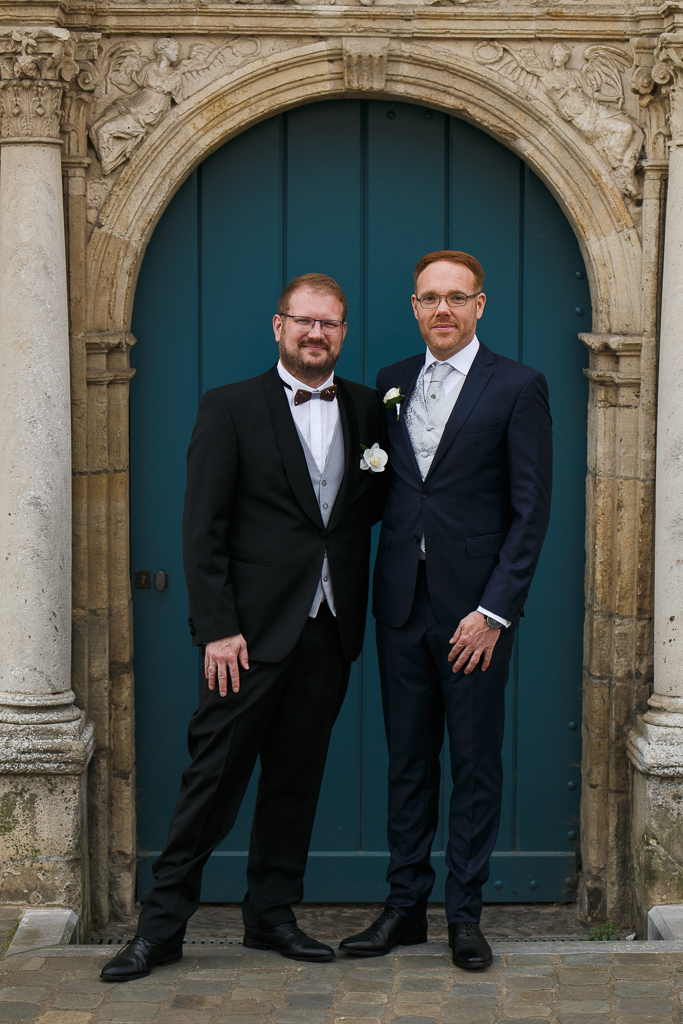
[281,313,345,336]
[416,292,482,309]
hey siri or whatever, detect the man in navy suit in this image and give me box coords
[340,251,552,968]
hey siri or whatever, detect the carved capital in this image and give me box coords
[631,37,671,160]
[0,28,99,147]
[653,32,683,146]
[0,78,64,142]
[342,38,388,92]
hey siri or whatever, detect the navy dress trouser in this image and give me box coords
[376,563,515,924]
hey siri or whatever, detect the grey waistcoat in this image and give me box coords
[294,416,345,523]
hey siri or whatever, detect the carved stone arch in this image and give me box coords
[83,37,650,925]
[86,39,642,337]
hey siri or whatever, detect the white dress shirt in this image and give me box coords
[421,337,510,630]
[277,360,338,617]
[422,334,480,401]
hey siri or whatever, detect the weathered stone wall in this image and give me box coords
[0,0,681,932]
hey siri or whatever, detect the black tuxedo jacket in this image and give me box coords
[183,364,388,663]
[374,342,552,631]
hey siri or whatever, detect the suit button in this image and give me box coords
[322,503,328,510]
[413,535,420,543]
[319,529,327,539]
[421,491,429,498]
[322,480,327,486]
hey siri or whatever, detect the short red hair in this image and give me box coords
[413,251,485,292]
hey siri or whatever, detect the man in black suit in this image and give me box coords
[340,251,552,968]
[102,273,388,981]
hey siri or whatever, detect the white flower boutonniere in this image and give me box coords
[360,443,388,473]
[383,386,405,421]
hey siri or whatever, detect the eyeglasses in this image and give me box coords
[281,314,345,336]
[416,292,482,309]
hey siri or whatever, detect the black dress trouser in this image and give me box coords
[137,603,350,948]
[376,563,516,925]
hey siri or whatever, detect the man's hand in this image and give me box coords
[205,635,249,696]
[448,611,501,675]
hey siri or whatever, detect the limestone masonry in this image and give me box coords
[0,0,681,934]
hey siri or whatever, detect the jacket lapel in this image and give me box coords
[426,342,495,479]
[327,377,360,531]
[263,365,324,529]
[387,356,424,484]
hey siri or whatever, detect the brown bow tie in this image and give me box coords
[294,385,337,406]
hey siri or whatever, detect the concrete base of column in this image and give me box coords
[0,772,90,923]
[629,705,683,935]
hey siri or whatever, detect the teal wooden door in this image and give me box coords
[131,100,589,904]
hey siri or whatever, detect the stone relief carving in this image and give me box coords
[89,37,242,174]
[343,38,388,90]
[649,33,683,148]
[630,40,671,162]
[0,28,99,143]
[475,40,644,197]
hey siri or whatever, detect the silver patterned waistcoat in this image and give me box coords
[405,365,461,554]
[405,365,461,481]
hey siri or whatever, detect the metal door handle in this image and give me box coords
[154,571,169,592]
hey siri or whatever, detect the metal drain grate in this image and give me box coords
[88,936,245,946]
[88,935,601,946]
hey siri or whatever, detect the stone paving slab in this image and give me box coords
[2,943,683,1024]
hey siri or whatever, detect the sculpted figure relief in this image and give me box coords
[475,40,644,197]
[90,37,225,174]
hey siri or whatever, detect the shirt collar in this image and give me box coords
[424,335,480,377]
[277,359,335,394]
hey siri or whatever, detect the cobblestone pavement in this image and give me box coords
[1,941,683,1024]
[95,904,592,945]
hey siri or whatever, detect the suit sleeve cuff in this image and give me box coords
[477,606,511,629]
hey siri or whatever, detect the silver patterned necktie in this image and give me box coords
[426,360,453,406]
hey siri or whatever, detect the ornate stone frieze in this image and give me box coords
[474,40,644,197]
[342,37,389,89]
[89,36,261,174]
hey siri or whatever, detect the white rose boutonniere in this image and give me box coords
[360,443,388,473]
[383,386,405,420]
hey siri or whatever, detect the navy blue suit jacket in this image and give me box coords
[373,342,553,631]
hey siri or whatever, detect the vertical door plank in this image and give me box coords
[447,118,525,857]
[516,166,588,858]
[285,100,364,855]
[200,117,284,392]
[131,172,200,885]
[364,100,448,855]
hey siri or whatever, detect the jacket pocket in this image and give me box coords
[231,554,272,567]
[466,531,507,558]
[379,524,394,548]
[460,419,501,434]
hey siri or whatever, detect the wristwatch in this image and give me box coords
[484,615,504,630]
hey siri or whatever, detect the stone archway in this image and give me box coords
[80,39,654,926]
[87,40,642,335]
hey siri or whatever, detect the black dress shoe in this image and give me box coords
[243,922,334,962]
[448,922,492,969]
[339,905,428,957]
[100,935,183,982]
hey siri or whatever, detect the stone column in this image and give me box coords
[628,30,683,932]
[0,29,93,916]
